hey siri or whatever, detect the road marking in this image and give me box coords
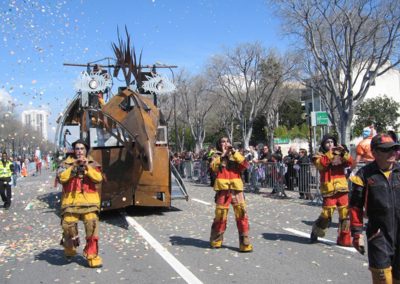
[125,216,203,284]
[0,245,6,256]
[191,198,211,206]
[283,227,357,253]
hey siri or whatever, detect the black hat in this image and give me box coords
[371,133,400,150]
[71,139,89,151]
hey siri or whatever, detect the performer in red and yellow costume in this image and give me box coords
[310,134,353,246]
[209,137,252,252]
[58,139,103,267]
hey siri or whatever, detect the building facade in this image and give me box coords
[21,109,49,140]
[300,66,400,153]
[301,67,400,126]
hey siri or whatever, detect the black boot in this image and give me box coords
[310,231,318,243]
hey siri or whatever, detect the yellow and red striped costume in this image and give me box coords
[58,155,103,267]
[311,149,353,246]
[210,151,252,252]
[59,156,102,213]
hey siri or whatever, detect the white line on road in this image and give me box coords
[0,245,6,256]
[125,216,203,284]
[283,227,357,253]
[191,198,211,206]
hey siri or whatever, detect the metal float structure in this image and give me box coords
[55,31,188,211]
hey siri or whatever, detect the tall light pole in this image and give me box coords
[173,91,179,152]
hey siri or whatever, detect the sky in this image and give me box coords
[0,0,291,140]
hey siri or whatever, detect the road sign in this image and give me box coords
[274,137,290,144]
[311,111,330,126]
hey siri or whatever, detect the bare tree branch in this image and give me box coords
[207,43,295,148]
[273,0,400,143]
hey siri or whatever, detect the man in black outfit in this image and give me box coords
[350,133,400,283]
[283,146,299,191]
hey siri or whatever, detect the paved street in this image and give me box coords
[0,170,370,284]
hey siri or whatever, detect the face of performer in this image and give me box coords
[373,146,398,171]
[324,139,335,151]
[74,143,87,160]
[220,137,231,152]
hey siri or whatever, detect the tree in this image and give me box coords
[274,125,289,138]
[251,115,267,145]
[353,95,400,136]
[179,74,216,153]
[0,105,54,157]
[207,93,237,144]
[207,43,294,149]
[273,0,400,145]
[279,99,305,128]
[159,70,188,152]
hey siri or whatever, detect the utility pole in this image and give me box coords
[173,91,179,152]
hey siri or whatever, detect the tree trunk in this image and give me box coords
[268,131,274,150]
[225,126,233,144]
[195,142,202,154]
[243,127,253,149]
[338,114,351,146]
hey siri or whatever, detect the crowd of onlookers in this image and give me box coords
[2,154,54,187]
[170,144,317,199]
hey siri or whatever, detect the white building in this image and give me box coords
[302,66,400,120]
[21,109,49,140]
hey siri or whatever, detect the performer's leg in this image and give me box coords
[61,213,80,257]
[337,205,352,247]
[82,212,102,268]
[232,191,252,252]
[310,197,335,243]
[369,267,392,284]
[336,192,351,246]
[210,191,231,248]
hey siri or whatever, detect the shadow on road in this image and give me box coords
[35,248,87,267]
[100,206,182,229]
[36,192,62,214]
[125,206,182,217]
[302,220,338,228]
[262,233,310,244]
[100,210,130,229]
[169,236,239,252]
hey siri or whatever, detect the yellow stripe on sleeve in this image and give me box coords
[350,175,364,187]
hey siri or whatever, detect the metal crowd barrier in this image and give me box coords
[246,162,322,201]
[183,158,365,202]
[248,161,365,202]
[187,160,209,184]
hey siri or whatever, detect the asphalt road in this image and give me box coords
[0,170,371,284]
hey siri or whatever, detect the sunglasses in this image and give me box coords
[377,147,397,153]
[325,140,334,144]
